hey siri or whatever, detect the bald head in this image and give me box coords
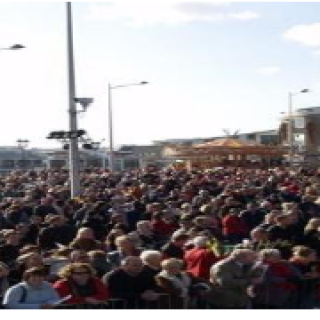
[121,256,143,276]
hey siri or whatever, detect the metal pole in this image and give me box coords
[288,92,293,167]
[108,83,115,171]
[66,2,81,196]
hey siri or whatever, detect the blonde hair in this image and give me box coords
[58,262,96,279]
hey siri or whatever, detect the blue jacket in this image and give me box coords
[3,281,60,309]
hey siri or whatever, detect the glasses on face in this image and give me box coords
[72,270,90,275]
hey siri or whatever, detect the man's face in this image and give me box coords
[124,259,143,276]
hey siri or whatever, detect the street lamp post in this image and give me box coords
[66,2,81,197]
[107,81,148,172]
[288,88,309,167]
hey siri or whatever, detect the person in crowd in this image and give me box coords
[209,249,263,309]
[88,250,111,278]
[303,218,320,255]
[0,230,21,268]
[54,262,109,306]
[222,208,249,244]
[239,202,266,231]
[38,215,76,251]
[289,246,320,308]
[136,220,162,249]
[103,256,160,308]
[107,235,142,269]
[69,227,103,252]
[161,231,189,260]
[140,250,162,291]
[184,236,219,280]
[155,258,209,309]
[252,248,301,309]
[33,197,58,219]
[2,266,60,309]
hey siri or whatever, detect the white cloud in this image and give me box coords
[283,23,320,47]
[86,1,260,26]
[257,66,281,75]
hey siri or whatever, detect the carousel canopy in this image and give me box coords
[163,137,285,158]
[194,138,258,148]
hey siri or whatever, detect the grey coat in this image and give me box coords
[209,258,263,308]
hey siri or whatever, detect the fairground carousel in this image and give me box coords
[163,138,286,170]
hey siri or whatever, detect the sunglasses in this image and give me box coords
[72,271,90,275]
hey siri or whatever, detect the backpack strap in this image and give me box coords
[19,285,27,303]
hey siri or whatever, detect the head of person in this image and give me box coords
[292,246,317,263]
[47,215,65,227]
[76,227,95,240]
[140,250,162,270]
[250,227,268,242]
[171,231,189,248]
[3,230,20,246]
[58,263,95,285]
[121,256,144,276]
[136,220,152,235]
[259,248,281,263]
[230,248,257,265]
[192,236,209,249]
[115,235,135,252]
[179,214,194,229]
[161,258,184,276]
[305,218,320,232]
[23,267,47,289]
[18,252,44,270]
[70,250,90,264]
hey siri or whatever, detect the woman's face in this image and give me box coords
[71,267,91,285]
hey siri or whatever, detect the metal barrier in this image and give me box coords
[55,294,172,310]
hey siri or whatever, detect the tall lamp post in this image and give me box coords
[66,2,81,197]
[288,88,309,167]
[108,81,148,171]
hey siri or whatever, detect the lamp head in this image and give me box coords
[74,97,94,111]
[301,89,309,93]
[9,44,25,50]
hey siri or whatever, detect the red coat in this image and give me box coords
[184,247,219,280]
[54,277,109,305]
[151,219,177,236]
[222,214,248,236]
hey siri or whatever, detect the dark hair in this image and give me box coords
[23,266,47,281]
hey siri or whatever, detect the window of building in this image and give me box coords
[1,160,15,169]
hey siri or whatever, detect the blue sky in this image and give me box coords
[0,1,320,149]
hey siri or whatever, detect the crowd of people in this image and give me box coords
[1,165,320,309]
